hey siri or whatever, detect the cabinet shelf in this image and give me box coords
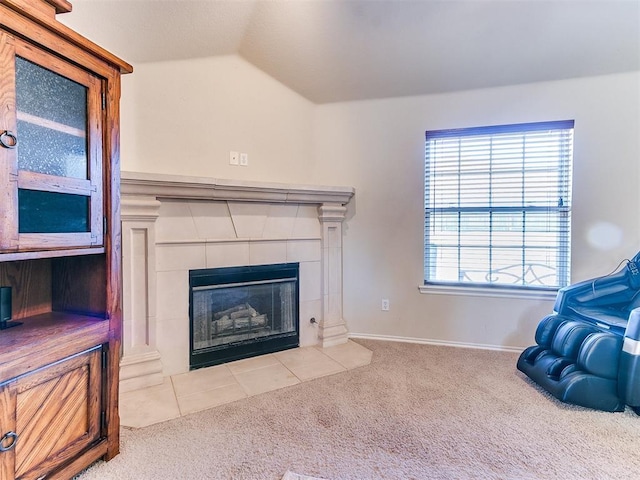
[0,311,109,383]
[0,246,104,262]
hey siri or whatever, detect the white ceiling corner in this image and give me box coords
[60,0,640,104]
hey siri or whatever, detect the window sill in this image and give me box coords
[418,284,558,301]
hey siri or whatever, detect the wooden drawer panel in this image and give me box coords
[3,346,103,479]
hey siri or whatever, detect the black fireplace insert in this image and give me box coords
[189,263,299,369]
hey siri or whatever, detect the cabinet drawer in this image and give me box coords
[0,346,104,479]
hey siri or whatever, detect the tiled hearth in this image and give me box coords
[121,340,372,428]
[119,172,355,394]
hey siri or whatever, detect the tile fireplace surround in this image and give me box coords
[120,171,355,393]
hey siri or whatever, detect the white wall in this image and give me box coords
[312,72,640,348]
[119,55,315,184]
[119,55,640,349]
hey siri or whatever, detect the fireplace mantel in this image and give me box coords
[121,171,354,205]
[119,171,355,392]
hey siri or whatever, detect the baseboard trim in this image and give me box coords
[349,332,524,353]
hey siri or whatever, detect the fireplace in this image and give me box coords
[119,172,353,391]
[189,263,299,370]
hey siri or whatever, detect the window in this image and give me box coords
[424,120,574,291]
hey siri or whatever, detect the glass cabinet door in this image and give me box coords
[0,32,103,252]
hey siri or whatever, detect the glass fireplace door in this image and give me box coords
[189,263,299,369]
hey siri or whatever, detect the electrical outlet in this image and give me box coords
[381,299,390,311]
[229,151,239,165]
[240,152,249,166]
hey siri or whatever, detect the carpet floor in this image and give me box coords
[76,339,640,479]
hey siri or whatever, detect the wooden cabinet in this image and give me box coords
[0,346,103,480]
[0,0,131,478]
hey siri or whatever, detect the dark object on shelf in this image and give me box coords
[517,251,640,412]
[0,286,21,330]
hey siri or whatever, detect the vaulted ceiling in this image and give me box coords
[60,0,640,104]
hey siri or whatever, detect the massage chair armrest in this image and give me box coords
[554,270,633,315]
[554,279,594,314]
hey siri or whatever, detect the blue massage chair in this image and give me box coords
[517,251,640,412]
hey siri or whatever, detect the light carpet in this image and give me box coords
[76,339,640,479]
[281,471,327,480]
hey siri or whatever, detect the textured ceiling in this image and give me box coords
[60,0,640,104]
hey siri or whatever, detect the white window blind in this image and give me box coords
[424,120,574,290]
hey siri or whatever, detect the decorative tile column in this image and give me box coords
[120,195,163,392]
[318,203,349,347]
